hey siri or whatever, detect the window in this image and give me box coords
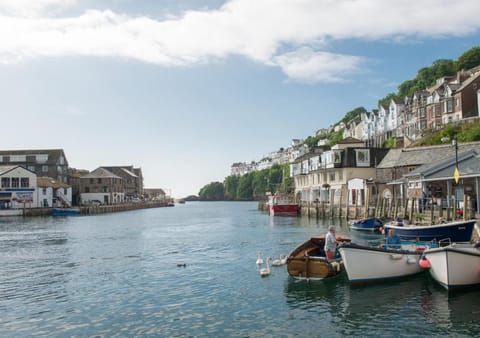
[455,98,459,107]
[43,188,47,195]
[419,108,426,118]
[85,187,90,193]
[355,149,370,167]
[28,166,35,172]
[36,154,48,163]
[26,155,35,162]
[3,156,10,163]
[97,178,102,184]
[42,165,48,172]
[11,155,26,162]
[1,177,10,188]
[90,178,94,184]
[11,178,19,188]
[20,177,29,187]
[64,188,67,194]
[329,172,335,181]
[338,171,343,181]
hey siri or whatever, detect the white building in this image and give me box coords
[36,176,73,208]
[0,165,37,209]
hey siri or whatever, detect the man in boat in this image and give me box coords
[385,229,401,250]
[324,226,337,260]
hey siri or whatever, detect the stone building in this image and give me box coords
[0,149,69,184]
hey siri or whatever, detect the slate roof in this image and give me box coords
[404,149,480,180]
[37,176,70,188]
[81,167,121,179]
[377,141,480,169]
[456,71,480,92]
[0,165,19,175]
[0,149,67,165]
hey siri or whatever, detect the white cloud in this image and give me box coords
[0,0,479,81]
[274,47,365,83]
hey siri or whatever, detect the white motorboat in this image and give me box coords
[338,242,424,283]
[421,242,480,290]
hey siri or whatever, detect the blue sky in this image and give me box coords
[1,0,480,198]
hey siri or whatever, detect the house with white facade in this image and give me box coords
[293,138,389,207]
[0,165,37,210]
[36,176,73,208]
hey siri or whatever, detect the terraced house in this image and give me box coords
[345,66,480,145]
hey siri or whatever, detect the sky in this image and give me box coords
[1,0,480,198]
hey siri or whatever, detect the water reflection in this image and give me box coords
[420,281,480,331]
[284,272,480,336]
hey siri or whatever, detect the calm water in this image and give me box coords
[0,202,479,337]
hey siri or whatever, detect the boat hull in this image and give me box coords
[338,243,423,283]
[349,217,383,231]
[423,244,480,290]
[269,204,300,216]
[383,220,476,242]
[286,234,350,280]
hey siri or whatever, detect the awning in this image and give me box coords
[0,192,12,201]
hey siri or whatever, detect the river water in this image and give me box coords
[0,201,478,337]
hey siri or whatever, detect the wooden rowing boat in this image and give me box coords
[286,234,351,280]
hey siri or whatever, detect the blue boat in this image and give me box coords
[349,217,383,231]
[383,219,476,242]
[52,208,81,216]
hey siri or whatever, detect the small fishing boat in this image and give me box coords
[383,219,476,242]
[349,217,383,231]
[286,234,350,280]
[421,242,480,290]
[52,208,80,216]
[267,192,300,216]
[338,242,424,283]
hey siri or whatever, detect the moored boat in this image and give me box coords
[383,219,476,242]
[338,242,424,283]
[349,217,383,231]
[52,208,80,216]
[286,234,350,280]
[421,242,480,290]
[267,192,300,216]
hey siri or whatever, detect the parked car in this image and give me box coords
[82,199,103,206]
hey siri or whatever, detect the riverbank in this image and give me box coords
[0,201,173,217]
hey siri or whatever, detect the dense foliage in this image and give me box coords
[198,164,292,201]
[198,181,224,200]
[378,47,480,104]
[340,107,367,124]
[415,120,480,146]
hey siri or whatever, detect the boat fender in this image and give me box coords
[330,261,340,272]
[419,257,430,269]
[390,254,403,260]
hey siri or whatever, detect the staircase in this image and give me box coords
[56,192,71,208]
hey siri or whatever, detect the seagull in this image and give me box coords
[260,257,272,277]
[256,251,264,265]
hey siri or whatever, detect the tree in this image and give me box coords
[456,46,480,71]
[340,107,366,124]
[328,129,344,146]
[223,175,239,200]
[198,182,224,200]
[378,93,399,108]
[236,173,253,200]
